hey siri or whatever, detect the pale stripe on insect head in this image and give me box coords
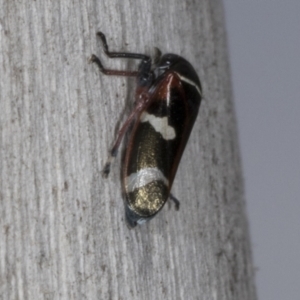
[175,72,202,97]
[125,167,169,193]
[140,112,176,140]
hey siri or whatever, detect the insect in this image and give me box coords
[90,32,202,227]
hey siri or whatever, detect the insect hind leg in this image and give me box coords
[101,100,146,178]
[169,193,180,211]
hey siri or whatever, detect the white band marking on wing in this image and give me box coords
[125,167,169,192]
[140,112,176,140]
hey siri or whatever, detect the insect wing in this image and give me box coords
[123,72,200,219]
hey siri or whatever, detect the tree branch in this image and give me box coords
[0,0,257,299]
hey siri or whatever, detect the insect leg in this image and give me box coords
[97,32,149,60]
[101,103,144,178]
[90,32,151,76]
[169,193,180,211]
[90,54,139,77]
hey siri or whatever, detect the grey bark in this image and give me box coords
[0,0,257,299]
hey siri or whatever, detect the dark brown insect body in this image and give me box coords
[91,32,202,227]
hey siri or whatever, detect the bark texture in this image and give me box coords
[0,0,257,299]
